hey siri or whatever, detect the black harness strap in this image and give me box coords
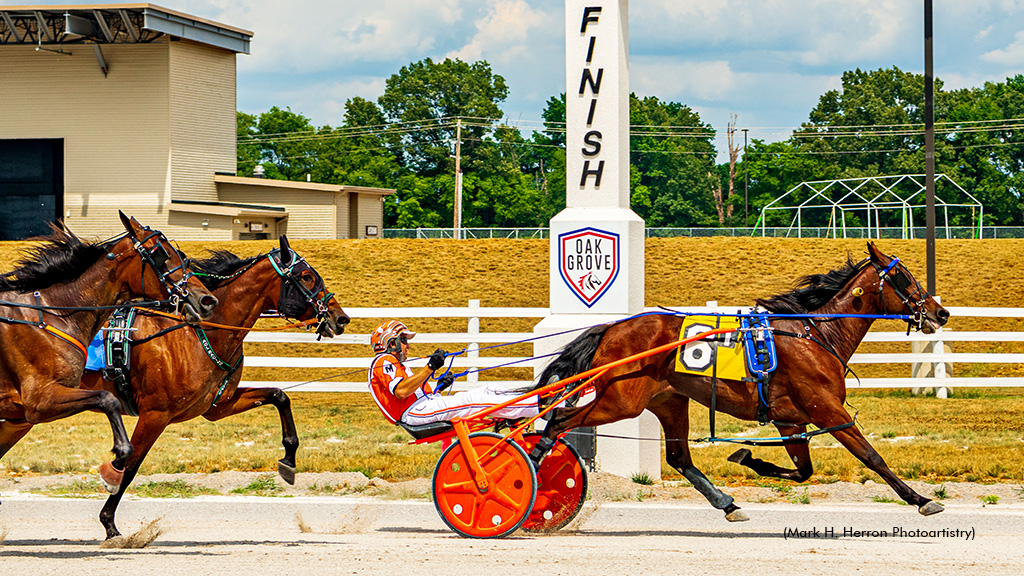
[101,307,140,416]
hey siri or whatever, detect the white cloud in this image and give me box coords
[447,0,547,62]
[981,30,1024,65]
[239,77,387,127]
[632,58,736,102]
[205,0,464,74]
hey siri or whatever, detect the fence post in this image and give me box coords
[911,296,951,398]
[467,300,479,384]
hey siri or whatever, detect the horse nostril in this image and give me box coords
[201,295,218,310]
[937,308,950,324]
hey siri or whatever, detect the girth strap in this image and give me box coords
[101,307,139,416]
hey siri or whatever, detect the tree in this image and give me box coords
[630,95,719,227]
[378,58,509,177]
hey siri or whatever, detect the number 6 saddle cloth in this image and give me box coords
[674,313,777,382]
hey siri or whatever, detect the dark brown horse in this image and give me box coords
[0,213,218,492]
[75,235,349,539]
[531,243,949,521]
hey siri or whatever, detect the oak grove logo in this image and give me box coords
[558,227,620,307]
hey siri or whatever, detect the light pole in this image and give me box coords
[743,128,749,227]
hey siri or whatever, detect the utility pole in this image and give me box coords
[743,128,749,227]
[454,119,463,239]
[924,0,936,294]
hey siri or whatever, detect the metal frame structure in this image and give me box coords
[756,174,983,239]
[0,5,251,55]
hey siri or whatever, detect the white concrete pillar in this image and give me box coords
[533,0,658,481]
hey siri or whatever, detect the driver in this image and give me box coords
[368,320,539,426]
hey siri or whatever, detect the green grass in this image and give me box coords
[130,480,220,498]
[230,474,284,496]
[31,479,105,498]
[631,472,655,486]
[229,473,284,496]
[981,494,1000,505]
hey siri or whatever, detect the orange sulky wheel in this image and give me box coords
[432,432,537,538]
[519,433,589,532]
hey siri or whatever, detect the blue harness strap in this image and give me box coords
[740,312,777,424]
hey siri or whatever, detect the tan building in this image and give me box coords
[0,3,392,241]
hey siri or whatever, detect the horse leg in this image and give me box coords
[99,415,170,540]
[203,387,299,485]
[727,425,814,482]
[21,383,132,493]
[647,393,748,522]
[818,407,942,516]
[0,419,34,459]
[0,420,34,505]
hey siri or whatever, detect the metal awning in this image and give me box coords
[0,4,251,53]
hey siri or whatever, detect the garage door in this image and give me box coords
[0,139,63,240]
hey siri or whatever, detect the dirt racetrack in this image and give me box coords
[3,473,1024,575]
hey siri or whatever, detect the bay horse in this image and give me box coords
[76,235,349,539]
[0,212,218,493]
[531,243,949,521]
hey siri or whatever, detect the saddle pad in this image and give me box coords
[84,332,106,371]
[674,315,747,380]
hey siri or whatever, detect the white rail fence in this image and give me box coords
[240,302,1024,393]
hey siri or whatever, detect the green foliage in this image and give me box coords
[237,62,1024,230]
[744,67,1024,227]
[631,471,655,486]
[230,474,284,496]
[131,480,219,498]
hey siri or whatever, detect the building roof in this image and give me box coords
[169,199,286,219]
[0,4,252,53]
[214,174,396,196]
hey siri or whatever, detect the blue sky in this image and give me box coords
[19,1,1024,162]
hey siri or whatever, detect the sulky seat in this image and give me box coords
[398,420,454,440]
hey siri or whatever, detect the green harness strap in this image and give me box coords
[191,325,244,405]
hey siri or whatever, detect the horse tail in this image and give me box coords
[526,325,609,402]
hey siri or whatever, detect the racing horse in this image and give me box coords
[0,213,218,493]
[76,235,349,539]
[530,243,949,521]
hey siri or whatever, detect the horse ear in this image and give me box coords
[278,235,293,267]
[119,211,138,239]
[866,241,883,262]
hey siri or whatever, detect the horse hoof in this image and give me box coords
[725,509,749,522]
[277,460,296,485]
[99,461,124,494]
[727,448,751,464]
[919,500,944,516]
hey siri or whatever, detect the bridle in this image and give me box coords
[105,228,196,315]
[869,254,931,333]
[267,248,335,333]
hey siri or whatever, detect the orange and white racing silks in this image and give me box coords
[368,352,432,424]
[368,353,539,426]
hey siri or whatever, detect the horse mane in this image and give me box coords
[0,227,109,293]
[755,256,868,314]
[191,250,264,289]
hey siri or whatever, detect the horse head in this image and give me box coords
[116,211,218,322]
[866,242,949,334]
[270,235,350,338]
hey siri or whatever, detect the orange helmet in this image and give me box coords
[371,320,416,354]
